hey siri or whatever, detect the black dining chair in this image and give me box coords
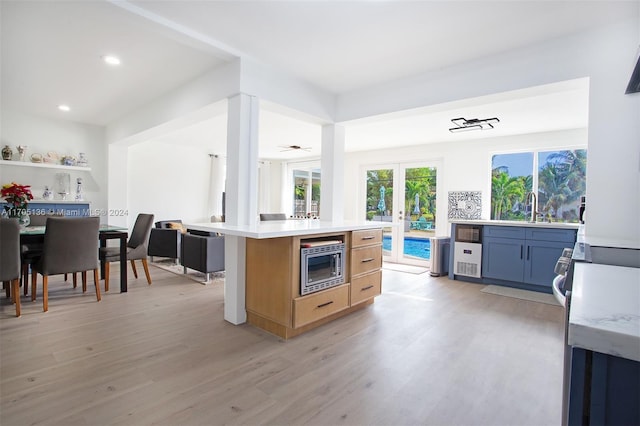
[31,216,101,312]
[1,218,22,317]
[100,213,154,292]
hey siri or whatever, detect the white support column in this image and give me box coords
[320,124,345,222]
[226,93,259,227]
[223,93,259,325]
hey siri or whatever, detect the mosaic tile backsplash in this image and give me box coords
[448,191,482,219]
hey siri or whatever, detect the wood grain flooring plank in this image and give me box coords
[1,266,564,426]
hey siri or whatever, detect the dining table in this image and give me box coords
[20,224,130,292]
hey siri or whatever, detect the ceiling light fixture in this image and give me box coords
[102,55,121,66]
[58,104,70,112]
[449,117,500,133]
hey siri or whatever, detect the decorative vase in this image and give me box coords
[16,145,27,162]
[2,145,12,160]
[77,152,88,167]
[42,186,53,200]
[18,212,30,228]
[55,172,71,200]
[6,207,30,227]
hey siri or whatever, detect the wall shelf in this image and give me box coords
[0,159,91,172]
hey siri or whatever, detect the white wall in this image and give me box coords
[338,16,639,245]
[344,128,588,236]
[0,109,108,218]
[127,141,212,224]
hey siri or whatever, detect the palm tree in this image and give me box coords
[491,171,525,219]
[405,179,428,216]
[538,163,573,218]
[539,150,587,218]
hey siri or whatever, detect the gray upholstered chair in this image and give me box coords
[260,213,287,221]
[21,212,65,295]
[180,232,225,283]
[100,213,154,291]
[1,218,22,317]
[31,216,101,312]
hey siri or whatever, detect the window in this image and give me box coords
[292,168,321,217]
[491,149,587,222]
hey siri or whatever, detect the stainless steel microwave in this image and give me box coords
[300,242,345,295]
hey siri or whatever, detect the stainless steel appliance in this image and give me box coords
[300,242,345,295]
[453,224,482,278]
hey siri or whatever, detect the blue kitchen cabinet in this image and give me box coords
[482,236,525,282]
[569,347,640,425]
[481,225,576,289]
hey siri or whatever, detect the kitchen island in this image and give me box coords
[567,262,640,425]
[186,220,385,338]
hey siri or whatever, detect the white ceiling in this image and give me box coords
[1,1,632,160]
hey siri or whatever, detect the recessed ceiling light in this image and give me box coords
[102,55,121,66]
[58,104,70,112]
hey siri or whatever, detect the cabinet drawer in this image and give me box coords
[351,270,382,305]
[351,245,382,276]
[293,285,349,328]
[525,227,577,243]
[352,229,382,248]
[483,225,526,239]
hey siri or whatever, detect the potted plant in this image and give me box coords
[1,181,34,226]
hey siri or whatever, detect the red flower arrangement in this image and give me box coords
[2,182,34,216]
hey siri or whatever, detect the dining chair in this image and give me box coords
[0,218,22,316]
[20,212,66,296]
[260,213,287,221]
[100,213,154,291]
[31,216,101,312]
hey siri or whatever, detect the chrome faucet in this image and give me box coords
[525,191,537,222]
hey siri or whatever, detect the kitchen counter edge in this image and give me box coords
[449,219,580,230]
[185,220,388,239]
[568,262,640,362]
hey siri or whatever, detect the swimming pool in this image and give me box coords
[383,235,431,260]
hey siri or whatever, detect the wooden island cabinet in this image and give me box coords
[245,228,383,339]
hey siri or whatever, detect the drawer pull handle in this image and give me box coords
[361,285,374,291]
[361,258,374,263]
[361,236,375,240]
[317,301,334,308]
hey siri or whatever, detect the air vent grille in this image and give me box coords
[456,262,478,277]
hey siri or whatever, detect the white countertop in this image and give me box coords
[449,219,580,230]
[568,262,640,362]
[185,220,388,239]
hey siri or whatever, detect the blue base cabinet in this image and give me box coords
[569,347,640,425]
[481,225,576,289]
[27,203,90,217]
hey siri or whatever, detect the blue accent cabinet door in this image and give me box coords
[482,236,524,282]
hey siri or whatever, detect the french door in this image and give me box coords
[364,162,438,266]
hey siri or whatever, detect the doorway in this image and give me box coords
[364,162,438,266]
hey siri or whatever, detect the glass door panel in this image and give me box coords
[364,163,438,266]
[365,166,396,262]
[401,165,437,265]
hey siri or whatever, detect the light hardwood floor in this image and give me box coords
[1,264,564,426]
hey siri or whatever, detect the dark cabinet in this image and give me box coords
[569,347,640,425]
[483,236,525,282]
[482,225,576,288]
